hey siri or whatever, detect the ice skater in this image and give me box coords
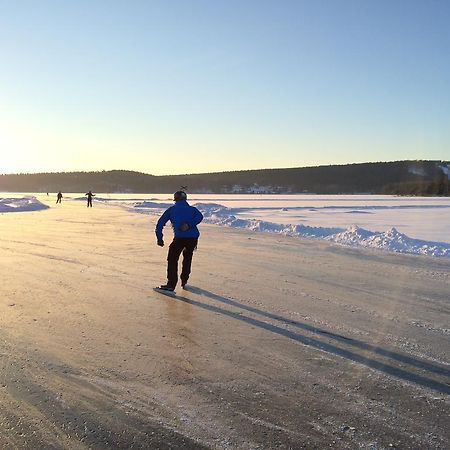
[155,191,203,291]
[56,191,63,204]
[85,190,95,207]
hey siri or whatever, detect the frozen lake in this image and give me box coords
[2,193,450,256]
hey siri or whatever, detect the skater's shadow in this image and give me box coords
[171,287,450,395]
[188,287,448,376]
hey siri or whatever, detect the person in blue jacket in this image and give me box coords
[155,191,203,291]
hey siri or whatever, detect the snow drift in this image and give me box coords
[0,197,49,213]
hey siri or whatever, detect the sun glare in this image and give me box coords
[0,134,19,173]
[0,130,38,174]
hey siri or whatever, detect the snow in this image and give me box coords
[408,166,426,176]
[130,196,450,258]
[439,164,450,177]
[0,196,49,213]
[328,226,450,257]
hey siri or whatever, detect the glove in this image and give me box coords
[157,239,164,247]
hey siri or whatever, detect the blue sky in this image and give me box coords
[0,0,449,175]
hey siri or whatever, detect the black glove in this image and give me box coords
[157,239,164,247]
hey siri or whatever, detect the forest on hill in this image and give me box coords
[0,160,448,195]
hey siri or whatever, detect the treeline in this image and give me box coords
[0,170,156,193]
[0,160,448,195]
[382,179,449,196]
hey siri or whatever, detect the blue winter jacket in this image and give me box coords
[155,200,203,240]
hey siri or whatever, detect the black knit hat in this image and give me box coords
[173,191,187,201]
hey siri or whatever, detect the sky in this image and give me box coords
[0,0,449,175]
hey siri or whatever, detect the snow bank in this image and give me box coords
[327,226,450,257]
[194,203,342,237]
[197,204,450,256]
[0,197,49,213]
[132,201,450,258]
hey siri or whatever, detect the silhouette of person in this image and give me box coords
[56,191,63,204]
[155,191,203,291]
[85,190,95,207]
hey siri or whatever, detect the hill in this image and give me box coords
[0,160,448,195]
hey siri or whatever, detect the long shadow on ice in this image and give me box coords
[170,288,450,395]
[187,287,449,377]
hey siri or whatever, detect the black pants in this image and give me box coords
[87,198,92,207]
[167,237,198,288]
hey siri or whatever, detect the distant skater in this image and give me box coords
[155,191,203,291]
[56,191,63,204]
[85,190,95,207]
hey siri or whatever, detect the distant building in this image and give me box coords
[249,184,276,194]
[231,184,244,193]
